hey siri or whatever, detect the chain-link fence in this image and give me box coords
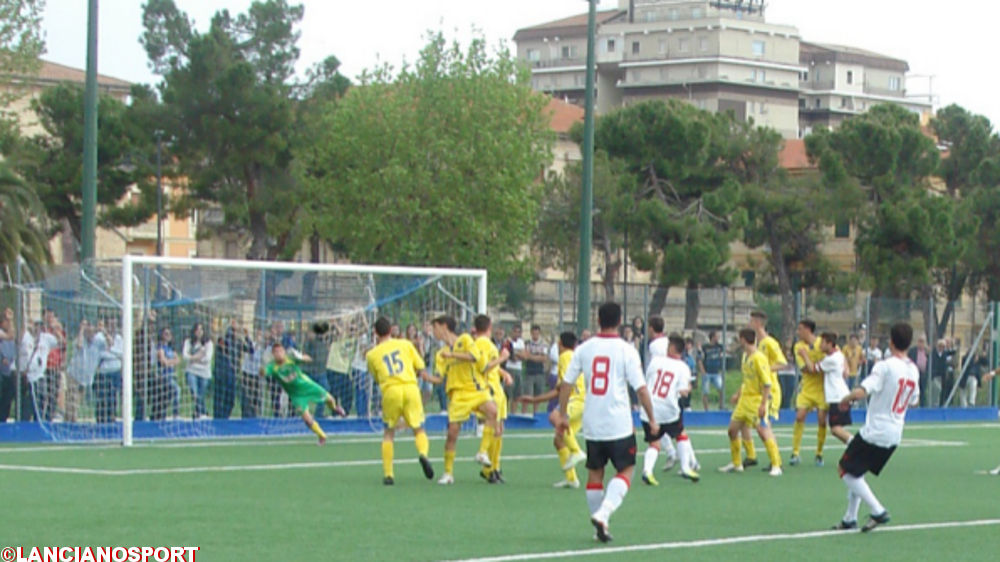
[494,279,998,410]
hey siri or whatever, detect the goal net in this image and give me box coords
[23,257,485,445]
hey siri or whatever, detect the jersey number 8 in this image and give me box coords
[591,356,610,395]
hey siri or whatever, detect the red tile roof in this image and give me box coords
[545,97,584,134]
[514,10,627,41]
[779,139,813,170]
[2,59,133,91]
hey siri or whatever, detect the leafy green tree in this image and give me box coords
[141,0,314,260]
[0,163,49,272]
[0,0,45,135]
[10,84,155,248]
[298,32,553,285]
[593,99,744,326]
[535,151,634,301]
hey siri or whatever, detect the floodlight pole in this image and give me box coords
[576,0,597,333]
[81,0,99,263]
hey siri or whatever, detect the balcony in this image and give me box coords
[128,219,159,240]
[526,57,586,70]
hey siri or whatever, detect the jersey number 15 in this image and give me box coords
[382,351,404,376]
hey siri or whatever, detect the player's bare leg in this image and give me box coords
[438,422,461,484]
[324,394,346,417]
[720,420,745,473]
[816,409,828,466]
[830,424,852,444]
[302,409,327,446]
[791,407,809,465]
[590,464,634,543]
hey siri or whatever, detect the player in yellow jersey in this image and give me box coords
[365,317,435,485]
[745,310,788,470]
[472,315,513,483]
[518,331,586,488]
[428,315,498,485]
[791,319,828,467]
[719,329,783,476]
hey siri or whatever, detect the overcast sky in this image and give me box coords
[41,0,998,127]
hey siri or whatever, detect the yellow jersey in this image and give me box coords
[740,349,772,400]
[445,333,486,393]
[475,336,501,386]
[794,338,825,393]
[759,335,788,370]
[366,338,425,391]
[558,349,585,407]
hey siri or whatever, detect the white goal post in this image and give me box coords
[120,255,488,446]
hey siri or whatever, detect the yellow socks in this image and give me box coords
[309,421,326,440]
[381,440,394,477]
[444,450,456,476]
[743,439,756,461]
[792,421,805,456]
[558,446,577,482]
[817,425,827,456]
[490,435,503,471]
[479,425,494,456]
[415,431,430,457]
[729,439,742,467]
[765,437,781,468]
[565,428,582,455]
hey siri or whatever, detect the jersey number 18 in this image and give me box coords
[652,370,675,399]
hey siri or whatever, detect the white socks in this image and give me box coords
[843,474,886,516]
[677,437,695,470]
[596,475,630,520]
[586,484,603,515]
[844,490,862,523]
[643,446,659,475]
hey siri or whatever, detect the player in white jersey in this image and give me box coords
[818,332,853,444]
[832,322,919,533]
[640,334,700,486]
[557,302,657,543]
[981,369,1000,474]
[645,316,678,470]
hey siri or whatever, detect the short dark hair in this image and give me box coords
[739,328,756,345]
[799,319,816,333]
[374,317,392,337]
[750,310,768,322]
[708,330,717,340]
[821,332,838,346]
[432,315,457,333]
[474,314,491,334]
[890,322,913,351]
[648,315,665,334]
[598,302,622,330]
[531,324,541,332]
[668,336,685,355]
[560,331,577,349]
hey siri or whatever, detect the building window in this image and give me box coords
[799,98,806,108]
[760,101,768,114]
[526,49,540,62]
[752,40,766,57]
[678,38,689,52]
[835,221,851,239]
[607,38,616,53]
[889,76,901,91]
[801,70,808,81]
[669,8,679,20]
[846,70,854,85]
[748,100,756,114]
[814,69,820,82]
[699,36,709,51]
[750,69,766,83]
[632,41,640,55]
[742,270,756,287]
[815,98,821,108]
[691,7,703,18]
[658,39,667,54]
[561,45,577,59]
[573,73,583,86]
[840,97,848,108]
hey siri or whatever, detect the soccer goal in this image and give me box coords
[25,256,486,446]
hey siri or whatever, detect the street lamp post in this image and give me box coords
[155,131,163,257]
[81,0,99,263]
[576,0,597,333]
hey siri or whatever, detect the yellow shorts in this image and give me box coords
[448,389,491,424]
[567,400,583,436]
[795,387,827,411]
[381,384,425,429]
[732,398,765,428]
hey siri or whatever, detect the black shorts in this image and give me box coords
[586,434,637,472]
[827,404,852,427]
[838,434,896,477]
[641,418,684,443]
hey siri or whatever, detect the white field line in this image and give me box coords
[1,422,992,454]
[0,439,965,476]
[443,519,1000,562]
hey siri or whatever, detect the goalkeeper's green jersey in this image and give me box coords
[265,359,323,398]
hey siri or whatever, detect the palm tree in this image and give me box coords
[0,162,50,273]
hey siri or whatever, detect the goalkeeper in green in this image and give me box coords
[266,341,346,444]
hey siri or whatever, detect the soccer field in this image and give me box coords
[2,422,999,561]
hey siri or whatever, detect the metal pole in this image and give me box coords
[81,0,99,263]
[155,131,163,257]
[557,280,564,335]
[992,301,998,407]
[121,256,134,446]
[722,286,728,374]
[576,0,597,332]
[623,228,628,323]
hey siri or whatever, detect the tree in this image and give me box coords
[298,32,553,285]
[10,84,156,248]
[141,0,313,260]
[535,151,634,301]
[0,0,45,134]
[0,162,50,272]
[594,99,744,326]
[738,122,863,345]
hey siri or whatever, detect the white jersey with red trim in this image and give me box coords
[563,333,646,441]
[859,354,919,448]
[820,349,850,403]
[639,354,691,425]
